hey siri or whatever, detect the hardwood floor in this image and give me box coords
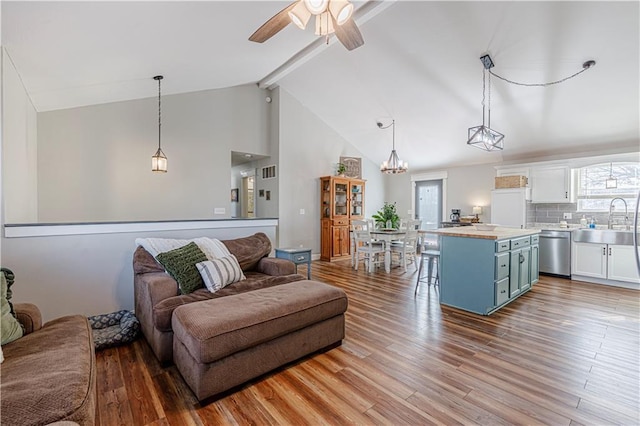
[96,259,640,425]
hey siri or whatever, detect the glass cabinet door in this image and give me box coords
[321,178,331,218]
[333,180,349,217]
[350,182,364,217]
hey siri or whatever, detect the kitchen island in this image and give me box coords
[431,226,540,315]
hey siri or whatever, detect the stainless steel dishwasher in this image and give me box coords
[539,230,571,277]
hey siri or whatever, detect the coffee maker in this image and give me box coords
[450,209,461,222]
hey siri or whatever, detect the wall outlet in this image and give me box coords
[563,212,572,219]
[299,209,305,215]
[214,207,225,215]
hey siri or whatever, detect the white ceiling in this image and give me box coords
[3,1,639,171]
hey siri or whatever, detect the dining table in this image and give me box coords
[369,229,406,273]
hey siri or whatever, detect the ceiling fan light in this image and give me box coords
[288,1,311,29]
[329,0,353,25]
[304,0,329,15]
[314,12,335,35]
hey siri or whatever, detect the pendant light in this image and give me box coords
[467,55,504,152]
[151,75,167,173]
[467,54,596,152]
[378,119,408,174]
[605,162,617,189]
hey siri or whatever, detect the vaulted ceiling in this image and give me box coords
[3,1,639,170]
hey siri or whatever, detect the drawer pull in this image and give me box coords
[501,264,506,268]
[501,289,506,294]
[296,256,305,261]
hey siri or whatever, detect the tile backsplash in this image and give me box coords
[527,202,637,227]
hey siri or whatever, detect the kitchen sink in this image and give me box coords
[573,229,638,246]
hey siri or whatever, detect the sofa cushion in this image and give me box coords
[221,232,272,271]
[1,271,23,345]
[157,242,209,294]
[135,236,230,260]
[196,255,246,293]
[172,280,348,364]
[0,315,96,425]
[133,232,273,276]
[152,272,306,331]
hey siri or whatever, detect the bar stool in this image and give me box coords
[415,247,440,295]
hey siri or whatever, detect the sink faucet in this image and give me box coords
[608,197,629,230]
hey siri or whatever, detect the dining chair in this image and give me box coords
[390,228,419,271]
[353,230,385,272]
[351,220,379,267]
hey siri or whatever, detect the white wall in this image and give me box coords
[257,89,280,221]
[2,221,277,322]
[1,44,3,265]
[385,162,496,223]
[444,163,495,220]
[277,88,384,253]
[2,48,38,223]
[35,84,271,223]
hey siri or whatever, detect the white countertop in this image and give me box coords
[431,226,540,240]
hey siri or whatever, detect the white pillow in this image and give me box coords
[135,237,230,260]
[196,255,246,293]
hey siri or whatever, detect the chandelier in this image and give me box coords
[378,119,408,174]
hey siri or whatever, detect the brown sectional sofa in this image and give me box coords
[134,232,307,364]
[1,303,97,425]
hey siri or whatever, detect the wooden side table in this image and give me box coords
[275,248,312,279]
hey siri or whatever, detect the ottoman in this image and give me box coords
[172,280,348,400]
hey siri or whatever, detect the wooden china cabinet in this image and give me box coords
[320,176,365,261]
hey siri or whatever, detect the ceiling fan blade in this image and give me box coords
[333,17,364,51]
[249,2,298,43]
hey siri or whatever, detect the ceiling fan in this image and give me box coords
[249,0,364,51]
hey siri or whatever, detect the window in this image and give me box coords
[576,162,640,211]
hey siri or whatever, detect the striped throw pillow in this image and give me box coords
[196,255,246,293]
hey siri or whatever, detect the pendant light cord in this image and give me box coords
[487,69,492,129]
[392,119,395,150]
[157,77,162,150]
[488,60,595,87]
[378,119,396,149]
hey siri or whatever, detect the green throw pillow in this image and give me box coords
[1,271,23,345]
[156,242,208,294]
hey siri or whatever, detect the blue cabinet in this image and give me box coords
[440,233,539,315]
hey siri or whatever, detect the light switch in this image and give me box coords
[299,209,305,215]
[214,208,225,215]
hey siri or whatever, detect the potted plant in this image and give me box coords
[336,163,347,177]
[372,202,400,229]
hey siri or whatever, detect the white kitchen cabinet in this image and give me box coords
[572,242,607,278]
[572,242,640,284]
[608,245,640,283]
[491,188,530,229]
[531,166,573,203]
